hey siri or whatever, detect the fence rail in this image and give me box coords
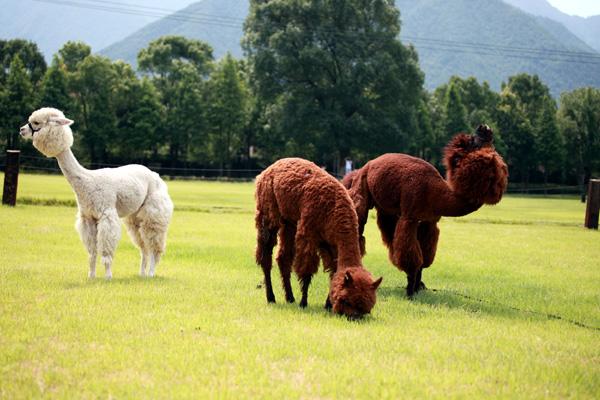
[0,154,588,193]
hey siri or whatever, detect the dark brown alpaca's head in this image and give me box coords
[443,125,508,205]
[329,267,383,320]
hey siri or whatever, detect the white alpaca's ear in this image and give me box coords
[49,116,74,126]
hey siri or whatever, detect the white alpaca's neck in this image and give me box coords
[55,148,90,186]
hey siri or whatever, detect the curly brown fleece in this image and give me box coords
[255,158,382,319]
[346,125,508,296]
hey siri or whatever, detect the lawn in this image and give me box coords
[1,173,599,398]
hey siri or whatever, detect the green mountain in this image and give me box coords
[101,0,246,63]
[503,0,600,52]
[100,0,600,96]
[395,0,600,95]
[0,0,196,61]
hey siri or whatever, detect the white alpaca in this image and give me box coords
[20,107,174,279]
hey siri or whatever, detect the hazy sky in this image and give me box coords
[547,0,600,17]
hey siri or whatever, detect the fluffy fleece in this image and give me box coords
[255,158,382,319]
[346,125,508,296]
[20,107,174,279]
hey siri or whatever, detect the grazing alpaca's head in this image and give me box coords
[329,267,383,320]
[20,107,74,157]
[443,124,508,205]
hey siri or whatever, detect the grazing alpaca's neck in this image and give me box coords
[337,241,363,270]
[55,148,90,188]
[330,197,364,270]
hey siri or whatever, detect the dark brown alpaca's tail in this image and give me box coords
[341,169,360,189]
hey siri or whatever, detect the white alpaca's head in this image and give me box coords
[20,107,74,157]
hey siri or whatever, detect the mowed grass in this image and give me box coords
[0,173,599,398]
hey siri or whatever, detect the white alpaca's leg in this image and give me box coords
[141,225,167,278]
[148,252,161,277]
[125,215,149,277]
[76,214,98,278]
[97,211,121,280]
[139,189,173,278]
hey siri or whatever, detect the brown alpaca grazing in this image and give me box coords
[346,125,508,297]
[255,158,383,319]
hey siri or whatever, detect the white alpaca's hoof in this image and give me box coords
[105,273,112,280]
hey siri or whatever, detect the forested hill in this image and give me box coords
[503,0,600,52]
[101,0,246,62]
[395,0,600,95]
[0,0,196,61]
[99,0,600,96]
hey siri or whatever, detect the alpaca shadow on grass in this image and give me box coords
[64,274,172,289]
[268,301,376,323]
[259,286,376,323]
[378,284,600,331]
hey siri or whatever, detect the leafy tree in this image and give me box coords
[1,56,34,150]
[497,90,535,185]
[58,41,92,73]
[112,61,164,161]
[558,87,600,196]
[204,54,249,174]
[443,81,469,139]
[138,36,213,166]
[498,73,560,185]
[40,56,74,114]
[0,39,46,85]
[243,0,424,171]
[70,55,118,165]
[536,98,565,187]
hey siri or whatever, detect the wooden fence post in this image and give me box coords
[584,179,600,230]
[2,150,20,206]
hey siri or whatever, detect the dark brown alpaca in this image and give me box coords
[346,125,508,297]
[255,158,383,319]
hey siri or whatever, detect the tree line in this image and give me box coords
[1,0,599,188]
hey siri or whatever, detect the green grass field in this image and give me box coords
[1,173,599,398]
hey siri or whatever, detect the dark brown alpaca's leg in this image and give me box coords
[293,228,320,308]
[276,222,296,303]
[391,218,423,297]
[256,220,278,303]
[319,244,337,310]
[299,274,313,308]
[376,209,399,250]
[416,221,440,291]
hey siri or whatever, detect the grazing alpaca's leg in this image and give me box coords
[76,214,98,278]
[376,209,399,249]
[391,218,423,297]
[294,220,320,308]
[318,244,337,310]
[124,215,149,277]
[255,211,279,303]
[416,221,440,291]
[276,222,296,303]
[97,211,121,280]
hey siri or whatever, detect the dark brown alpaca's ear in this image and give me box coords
[372,277,383,290]
[344,271,353,287]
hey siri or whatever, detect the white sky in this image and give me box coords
[547,0,600,17]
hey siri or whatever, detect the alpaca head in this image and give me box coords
[20,108,74,157]
[443,125,508,205]
[329,267,383,320]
